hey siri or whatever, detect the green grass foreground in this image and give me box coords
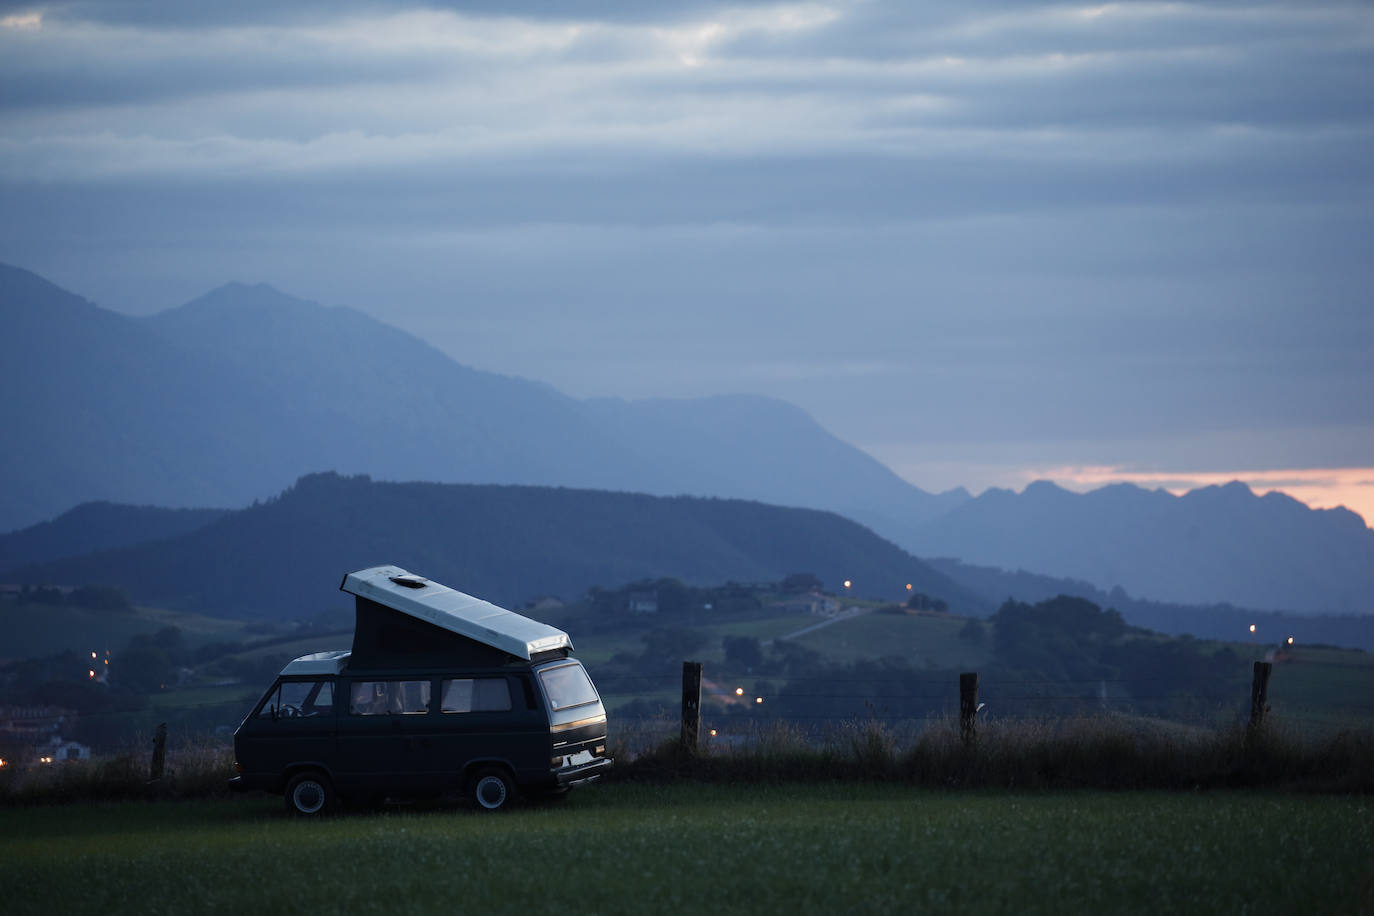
[1,785,1370,915]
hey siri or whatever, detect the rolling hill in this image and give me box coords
[0,502,230,570]
[0,472,986,621]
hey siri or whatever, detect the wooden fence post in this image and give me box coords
[959,672,979,747]
[1249,661,1272,734]
[149,722,167,782]
[681,661,702,755]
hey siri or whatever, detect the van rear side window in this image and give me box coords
[442,678,512,713]
[350,680,430,715]
[539,663,599,711]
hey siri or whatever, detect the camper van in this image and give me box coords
[230,565,612,814]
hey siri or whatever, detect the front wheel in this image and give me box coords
[285,771,335,817]
[468,767,517,812]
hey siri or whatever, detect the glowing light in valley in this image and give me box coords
[735,687,744,696]
[843,580,852,589]
[1287,636,1294,646]
[1249,624,1257,634]
[905,583,913,591]
[755,696,764,704]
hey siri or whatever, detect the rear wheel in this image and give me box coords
[285,771,334,817]
[468,767,517,812]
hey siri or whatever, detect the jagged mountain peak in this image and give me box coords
[176,280,316,311]
[1022,479,1071,498]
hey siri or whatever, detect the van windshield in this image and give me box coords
[539,663,599,712]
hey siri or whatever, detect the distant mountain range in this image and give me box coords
[6,476,1369,650]
[0,472,985,620]
[0,261,961,538]
[906,480,1374,614]
[2,261,1370,615]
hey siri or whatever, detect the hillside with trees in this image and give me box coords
[1,472,984,621]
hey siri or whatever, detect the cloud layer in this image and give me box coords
[2,0,1371,510]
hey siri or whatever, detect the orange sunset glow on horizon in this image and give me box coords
[1029,466,1374,529]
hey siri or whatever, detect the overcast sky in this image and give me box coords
[2,0,1372,521]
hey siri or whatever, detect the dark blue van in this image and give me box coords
[230,566,611,814]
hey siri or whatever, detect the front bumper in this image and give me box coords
[555,756,613,787]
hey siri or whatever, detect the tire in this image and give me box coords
[285,771,334,817]
[468,767,517,812]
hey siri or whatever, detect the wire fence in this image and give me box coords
[592,664,1374,751]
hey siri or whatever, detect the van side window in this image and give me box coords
[441,678,512,713]
[258,680,333,718]
[350,680,430,716]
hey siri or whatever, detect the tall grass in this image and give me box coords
[3,715,1369,806]
[0,737,234,805]
[618,714,1374,793]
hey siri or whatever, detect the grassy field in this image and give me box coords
[571,613,819,669]
[0,785,1369,915]
[1268,646,1374,730]
[790,610,992,669]
[146,686,260,713]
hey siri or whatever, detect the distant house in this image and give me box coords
[39,736,91,763]
[774,592,839,616]
[0,708,84,767]
[626,590,659,614]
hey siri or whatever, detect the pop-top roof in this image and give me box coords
[339,565,572,661]
[280,650,352,676]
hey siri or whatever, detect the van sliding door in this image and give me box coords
[335,678,435,792]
